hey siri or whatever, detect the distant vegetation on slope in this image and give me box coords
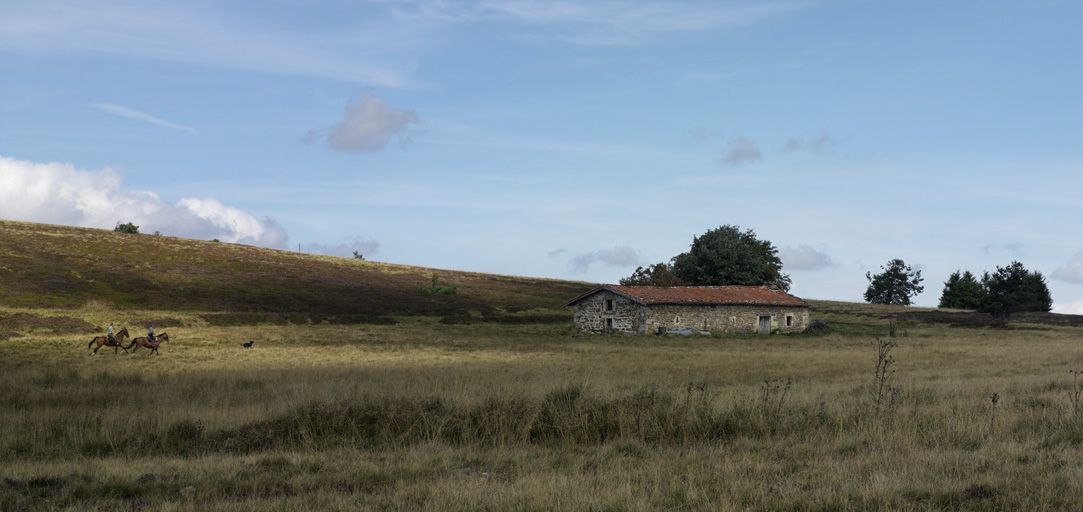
[0,220,593,322]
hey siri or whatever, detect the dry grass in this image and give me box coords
[4,305,1083,510]
[6,220,1083,509]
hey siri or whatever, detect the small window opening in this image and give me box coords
[606,318,614,330]
[786,315,793,327]
[605,299,614,312]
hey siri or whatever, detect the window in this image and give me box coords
[786,315,793,327]
[606,318,614,330]
[605,299,614,312]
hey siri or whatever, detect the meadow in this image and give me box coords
[4,220,1083,510]
[4,303,1083,511]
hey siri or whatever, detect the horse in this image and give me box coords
[124,332,169,355]
[88,328,129,355]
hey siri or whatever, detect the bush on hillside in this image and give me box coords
[421,274,457,295]
[114,222,140,234]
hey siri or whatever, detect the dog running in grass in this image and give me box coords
[242,340,254,349]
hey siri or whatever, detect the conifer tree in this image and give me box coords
[938,270,986,309]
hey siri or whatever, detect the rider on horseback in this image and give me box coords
[147,325,155,344]
[107,323,116,343]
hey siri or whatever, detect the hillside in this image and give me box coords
[0,220,594,323]
[4,219,1081,331]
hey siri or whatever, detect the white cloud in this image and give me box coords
[597,246,642,266]
[780,244,835,270]
[90,103,197,133]
[0,155,287,249]
[568,245,643,273]
[720,136,762,166]
[1053,298,1083,315]
[301,238,381,259]
[1052,252,1083,284]
[304,90,421,152]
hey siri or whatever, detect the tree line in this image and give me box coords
[621,224,1053,317]
[861,258,1052,316]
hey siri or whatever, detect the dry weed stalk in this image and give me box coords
[759,377,793,416]
[872,337,899,415]
[1069,370,1083,419]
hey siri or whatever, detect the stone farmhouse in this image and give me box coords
[563,285,810,335]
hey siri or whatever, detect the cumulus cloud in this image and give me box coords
[1052,252,1083,284]
[719,136,762,166]
[779,244,835,270]
[567,246,643,273]
[90,103,197,133]
[301,238,381,259]
[303,90,420,152]
[0,155,287,249]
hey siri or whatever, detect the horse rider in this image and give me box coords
[107,323,116,344]
[147,325,155,344]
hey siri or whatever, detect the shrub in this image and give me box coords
[113,222,140,234]
[420,274,457,295]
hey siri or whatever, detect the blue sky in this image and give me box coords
[1,0,1081,311]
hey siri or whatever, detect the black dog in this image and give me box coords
[241,340,254,349]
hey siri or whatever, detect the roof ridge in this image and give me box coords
[564,285,809,308]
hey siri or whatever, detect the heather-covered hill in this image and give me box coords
[0,220,594,323]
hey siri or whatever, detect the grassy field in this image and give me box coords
[4,304,1083,511]
[5,220,1083,510]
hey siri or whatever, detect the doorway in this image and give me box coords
[758,315,771,334]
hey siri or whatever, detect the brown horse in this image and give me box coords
[88,328,129,355]
[124,332,170,355]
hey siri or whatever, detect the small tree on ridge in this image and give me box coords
[864,258,924,306]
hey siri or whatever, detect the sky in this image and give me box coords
[1,0,1081,312]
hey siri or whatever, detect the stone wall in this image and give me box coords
[645,304,809,334]
[570,290,648,334]
[571,292,809,334]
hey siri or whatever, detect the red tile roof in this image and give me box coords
[563,285,810,308]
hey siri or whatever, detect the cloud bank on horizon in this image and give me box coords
[0,155,287,248]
